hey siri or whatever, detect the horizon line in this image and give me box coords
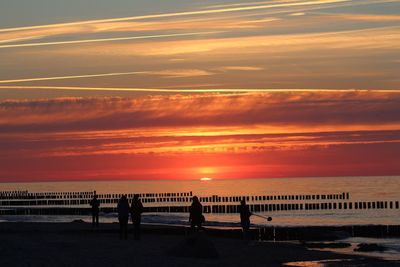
[1,175,399,185]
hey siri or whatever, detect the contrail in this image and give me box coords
[0,71,147,84]
[0,31,221,49]
[0,0,350,33]
[1,85,399,93]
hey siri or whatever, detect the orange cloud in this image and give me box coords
[1,91,400,160]
[46,26,398,57]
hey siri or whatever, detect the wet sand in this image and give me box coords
[0,222,399,267]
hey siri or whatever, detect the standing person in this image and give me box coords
[239,199,252,239]
[117,195,130,240]
[130,194,144,240]
[89,194,100,228]
[189,196,204,231]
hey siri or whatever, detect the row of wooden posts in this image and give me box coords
[0,190,350,205]
[0,195,351,207]
[0,200,399,216]
[0,191,193,200]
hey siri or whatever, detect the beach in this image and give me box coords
[1,222,399,267]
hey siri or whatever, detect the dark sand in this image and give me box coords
[0,222,399,267]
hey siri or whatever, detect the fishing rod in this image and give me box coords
[252,213,272,221]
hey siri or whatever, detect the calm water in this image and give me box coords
[1,176,399,227]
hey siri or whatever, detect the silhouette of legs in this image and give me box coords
[133,222,141,240]
[242,225,250,240]
[92,213,99,228]
[119,218,128,240]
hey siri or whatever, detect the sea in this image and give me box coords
[0,176,399,227]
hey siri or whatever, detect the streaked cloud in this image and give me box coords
[1,86,398,93]
[289,12,306,16]
[0,69,215,84]
[1,91,399,180]
[0,31,221,49]
[0,71,146,84]
[323,13,400,22]
[72,27,398,56]
[147,69,216,78]
[220,66,265,71]
[0,0,395,51]
[0,16,276,46]
[0,0,398,91]
[1,91,399,131]
[0,0,353,33]
[0,35,47,44]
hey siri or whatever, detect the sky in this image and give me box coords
[0,0,399,182]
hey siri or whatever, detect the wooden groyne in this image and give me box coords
[0,190,398,216]
[0,190,349,206]
[1,201,398,215]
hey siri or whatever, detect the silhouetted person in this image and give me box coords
[239,199,252,239]
[131,194,144,240]
[89,194,100,228]
[117,195,129,240]
[189,196,204,231]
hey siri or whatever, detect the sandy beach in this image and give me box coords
[0,222,399,267]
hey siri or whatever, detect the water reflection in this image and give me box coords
[284,259,354,267]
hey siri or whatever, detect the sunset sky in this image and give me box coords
[0,0,399,182]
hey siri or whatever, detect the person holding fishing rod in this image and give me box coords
[239,199,272,240]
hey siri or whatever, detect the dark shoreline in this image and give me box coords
[3,221,400,240]
[1,222,400,266]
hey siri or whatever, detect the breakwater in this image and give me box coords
[1,190,398,216]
